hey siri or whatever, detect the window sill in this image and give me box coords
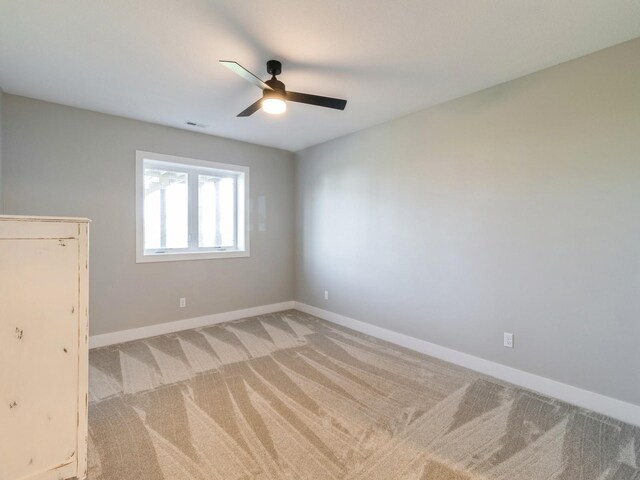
[136,249,250,263]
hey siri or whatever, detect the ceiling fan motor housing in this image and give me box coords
[265,77,286,92]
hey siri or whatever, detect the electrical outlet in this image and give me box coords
[503,332,514,348]
[179,297,186,308]
[324,290,329,300]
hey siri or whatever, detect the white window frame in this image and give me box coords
[135,150,250,263]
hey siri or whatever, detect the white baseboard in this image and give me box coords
[294,301,640,428]
[89,301,295,349]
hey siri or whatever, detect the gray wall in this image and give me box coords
[2,95,295,335]
[295,39,640,405]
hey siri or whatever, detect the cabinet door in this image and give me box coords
[0,238,80,480]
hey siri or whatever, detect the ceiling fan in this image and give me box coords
[220,59,347,117]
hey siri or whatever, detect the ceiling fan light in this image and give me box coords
[262,97,286,114]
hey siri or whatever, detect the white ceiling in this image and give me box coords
[1,1,639,152]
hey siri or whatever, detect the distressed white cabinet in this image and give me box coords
[0,216,89,480]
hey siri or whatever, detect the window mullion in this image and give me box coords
[188,171,199,250]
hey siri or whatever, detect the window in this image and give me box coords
[136,151,249,262]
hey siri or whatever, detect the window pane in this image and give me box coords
[144,168,188,250]
[198,175,236,248]
[218,177,236,246]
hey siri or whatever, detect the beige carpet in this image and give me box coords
[88,310,640,479]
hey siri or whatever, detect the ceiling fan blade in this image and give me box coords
[220,60,273,91]
[286,91,347,110]
[237,99,262,117]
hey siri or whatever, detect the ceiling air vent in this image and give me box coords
[185,121,208,128]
